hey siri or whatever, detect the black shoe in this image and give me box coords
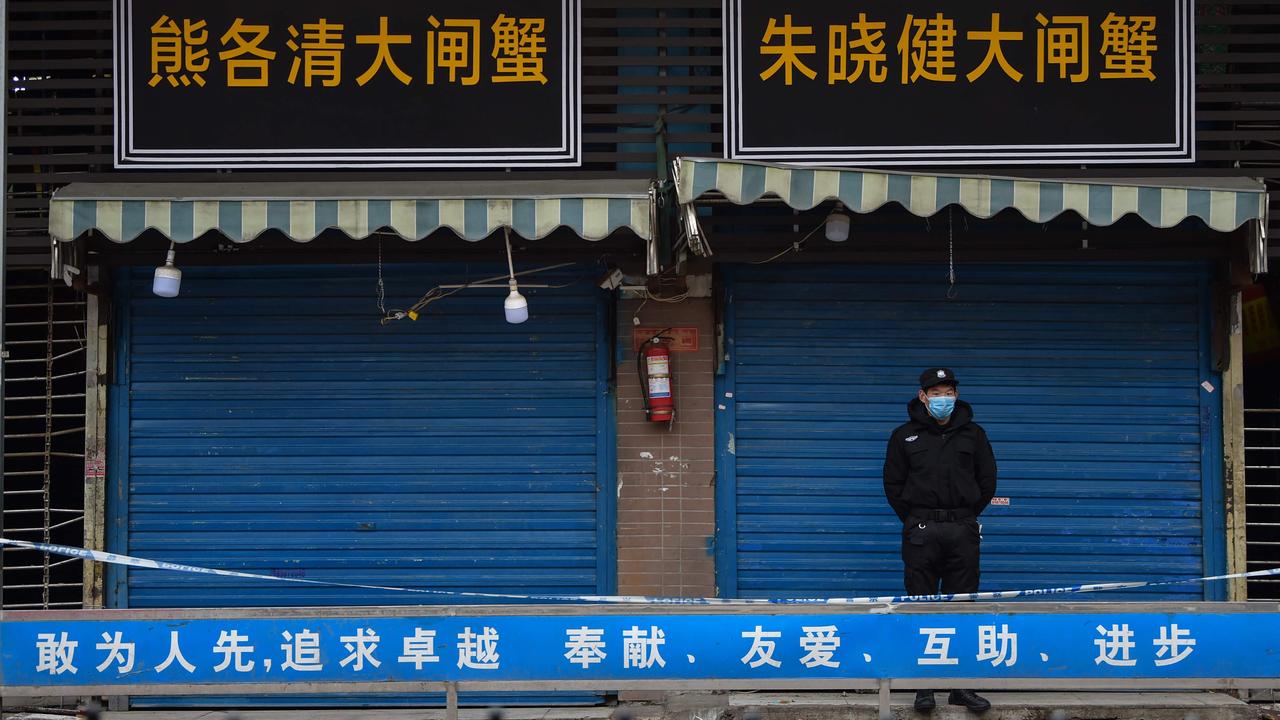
[948,690,991,713]
[914,690,936,713]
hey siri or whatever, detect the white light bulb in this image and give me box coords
[504,288,529,324]
[152,249,182,297]
[825,210,851,242]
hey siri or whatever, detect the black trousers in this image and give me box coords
[902,517,981,595]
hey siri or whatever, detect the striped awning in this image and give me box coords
[50,180,655,243]
[676,158,1268,234]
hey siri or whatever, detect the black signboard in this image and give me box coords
[115,0,580,168]
[724,0,1192,165]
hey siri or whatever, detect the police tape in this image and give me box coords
[3,536,1278,606]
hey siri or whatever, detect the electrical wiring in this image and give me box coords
[380,244,659,326]
[750,222,824,265]
[382,274,562,325]
[377,262,581,325]
[645,271,691,303]
[379,287,458,326]
[646,288,689,303]
[631,271,691,324]
[396,284,468,323]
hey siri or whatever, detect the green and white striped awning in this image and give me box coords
[676,157,1268,233]
[50,180,655,243]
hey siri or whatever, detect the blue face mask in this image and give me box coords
[926,396,956,421]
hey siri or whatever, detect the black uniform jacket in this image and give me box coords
[883,398,998,523]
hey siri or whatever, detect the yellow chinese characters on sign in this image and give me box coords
[219,18,275,87]
[1100,13,1157,80]
[492,14,548,84]
[828,13,887,84]
[428,15,481,85]
[287,19,344,87]
[897,13,956,83]
[149,15,209,87]
[760,14,817,84]
[965,13,1022,82]
[754,11,1160,86]
[356,16,413,85]
[1036,14,1089,82]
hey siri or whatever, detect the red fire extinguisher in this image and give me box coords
[638,330,675,424]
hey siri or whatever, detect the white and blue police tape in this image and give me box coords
[3,536,1277,605]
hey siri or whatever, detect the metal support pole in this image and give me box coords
[84,265,107,608]
[1224,289,1248,600]
[877,679,892,720]
[445,681,459,720]
[0,0,10,611]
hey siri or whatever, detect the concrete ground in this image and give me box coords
[667,692,1257,720]
[735,691,1250,720]
[4,691,1260,720]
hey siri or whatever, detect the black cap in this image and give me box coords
[920,367,958,389]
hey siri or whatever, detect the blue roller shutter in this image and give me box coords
[108,263,613,706]
[717,263,1223,602]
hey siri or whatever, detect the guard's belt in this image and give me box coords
[912,508,975,521]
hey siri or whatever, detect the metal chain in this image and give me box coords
[946,207,958,300]
[376,237,387,317]
[42,278,53,608]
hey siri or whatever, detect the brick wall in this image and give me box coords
[615,296,718,598]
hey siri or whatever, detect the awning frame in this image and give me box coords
[49,179,657,244]
[48,179,663,282]
[675,156,1270,273]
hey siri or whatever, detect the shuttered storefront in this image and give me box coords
[107,263,612,705]
[717,263,1223,602]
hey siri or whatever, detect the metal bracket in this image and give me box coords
[1251,217,1270,275]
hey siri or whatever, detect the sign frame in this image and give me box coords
[4,603,1280,696]
[633,327,701,352]
[113,0,582,169]
[722,0,1195,166]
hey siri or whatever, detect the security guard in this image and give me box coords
[883,368,997,714]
